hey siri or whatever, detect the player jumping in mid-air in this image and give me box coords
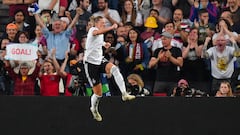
[84,16,135,122]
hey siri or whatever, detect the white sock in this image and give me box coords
[91,94,101,111]
[110,66,127,95]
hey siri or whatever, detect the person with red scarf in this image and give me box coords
[125,28,150,79]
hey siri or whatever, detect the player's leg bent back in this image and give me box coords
[106,62,135,101]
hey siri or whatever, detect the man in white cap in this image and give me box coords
[60,17,70,29]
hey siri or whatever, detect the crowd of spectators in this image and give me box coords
[0,0,240,97]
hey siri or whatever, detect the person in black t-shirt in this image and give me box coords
[149,31,183,96]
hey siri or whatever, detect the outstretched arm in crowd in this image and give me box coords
[65,11,73,23]
[229,37,240,57]
[202,37,211,59]
[67,7,83,29]
[213,23,238,45]
[34,13,46,29]
[51,48,62,75]
[59,51,69,78]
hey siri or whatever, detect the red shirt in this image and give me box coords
[6,65,40,96]
[71,38,80,52]
[39,74,61,96]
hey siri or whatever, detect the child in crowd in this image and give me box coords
[215,81,234,97]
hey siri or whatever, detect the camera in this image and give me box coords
[175,87,208,97]
[126,83,150,96]
[126,83,140,95]
[175,87,191,96]
[68,75,86,96]
[69,58,89,96]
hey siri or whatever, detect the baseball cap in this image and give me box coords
[161,31,173,38]
[6,23,18,30]
[60,17,70,25]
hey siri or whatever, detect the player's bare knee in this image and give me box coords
[105,63,114,74]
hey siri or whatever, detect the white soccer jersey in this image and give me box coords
[84,27,104,65]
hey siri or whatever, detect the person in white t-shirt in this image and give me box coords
[38,0,59,15]
[92,0,122,27]
[84,16,135,122]
[202,35,239,96]
[121,0,143,27]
